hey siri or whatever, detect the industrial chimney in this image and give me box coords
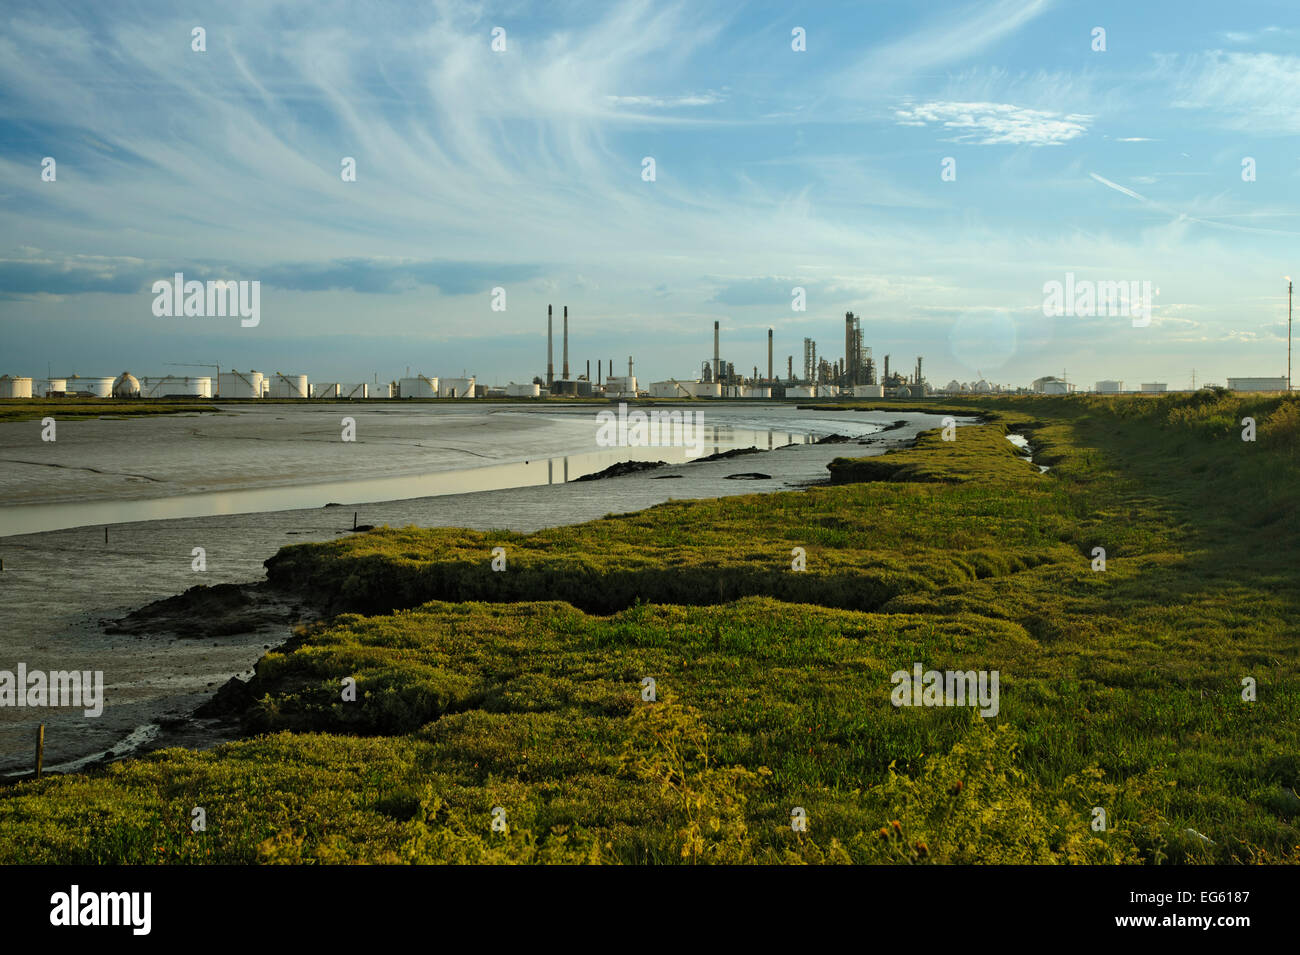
[713,321,720,383]
[547,305,554,388]
[562,306,569,380]
[767,328,773,382]
[845,312,854,385]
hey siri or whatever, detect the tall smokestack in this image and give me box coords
[845,312,854,385]
[916,356,922,386]
[713,321,720,383]
[628,356,633,378]
[768,328,773,381]
[787,355,793,381]
[547,305,554,388]
[884,354,890,381]
[562,306,569,380]
[586,359,590,381]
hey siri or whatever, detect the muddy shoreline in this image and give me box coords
[0,411,960,776]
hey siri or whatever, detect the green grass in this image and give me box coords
[2,390,1298,864]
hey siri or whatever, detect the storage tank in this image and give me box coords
[399,375,438,398]
[785,385,815,399]
[605,375,638,397]
[371,383,393,399]
[41,378,67,396]
[439,377,476,398]
[267,373,309,398]
[749,386,773,399]
[218,369,264,398]
[340,383,368,399]
[111,372,140,398]
[853,384,884,398]
[312,382,341,399]
[0,375,34,398]
[505,382,540,398]
[141,375,212,398]
[66,376,115,397]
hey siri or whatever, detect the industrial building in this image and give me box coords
[1227,377,1288,392]
[1095,380,1123,393]
[1139,382,1167,393]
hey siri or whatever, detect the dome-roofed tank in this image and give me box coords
[112,371,140,398]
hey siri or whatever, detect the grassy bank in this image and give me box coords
[1,391,1297,863]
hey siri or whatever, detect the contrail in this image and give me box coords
[1089,172,1147,202]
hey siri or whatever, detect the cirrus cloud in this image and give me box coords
[894,100,1091,145]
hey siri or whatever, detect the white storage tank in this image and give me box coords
[312,382,341,399]
[399,375,438,398]
[141,375,212,398]
[785,385,815,399]
[853,384,884,398]
[371,383,393,399]
[340,383,368,399]
[439,377,476,398]
[505,382,541,398]
[66,376,115,398]
[40,378,68,396]
[748,386,773,399]
[0,375,34,398]
[111,372,141,398]
[218,369,264,398]
[267,373,309,398]
[604,375,637,397]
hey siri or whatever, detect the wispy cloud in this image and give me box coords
[895,101,1091,145]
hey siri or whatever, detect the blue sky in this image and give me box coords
[1,0,1298,389]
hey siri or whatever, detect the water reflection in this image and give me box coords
[0,425,813,537]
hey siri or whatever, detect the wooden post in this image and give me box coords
[35,723,44,779]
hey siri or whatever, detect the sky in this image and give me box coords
[1,0,1298,390]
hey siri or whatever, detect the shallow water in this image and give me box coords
[0,405,969,772]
